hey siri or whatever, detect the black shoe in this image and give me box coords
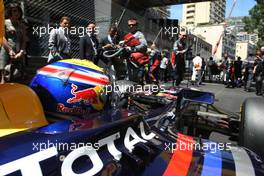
[256,92,263,96]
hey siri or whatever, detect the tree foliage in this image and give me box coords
[243,0,264,47]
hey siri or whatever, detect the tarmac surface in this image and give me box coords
[195,82,259,114]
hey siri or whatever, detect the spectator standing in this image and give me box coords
[207,57,215,82]
[0,38,16,83]
[149,43,161,82]
[220,53,229,84]
[253,51,263,95]
[100,26,125,78]
[171,31,188,86]
[191,53,202,85]
[243,53,255,91]
[226,60,235,88]
[159,50,168,83]
[48,16,71,63]
[100,26,118,50]
[0,3,28,82]
[261,46,264,58]
[201,57,206,84]
[234,57,242,87]
[79,22,100,65]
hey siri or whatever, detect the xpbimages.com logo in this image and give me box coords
[32,24,100,37]
[163,26,194,37]
[162,26,234,37]
[32,140,100,153]
[104,82,166,95]
[165,141,232,153]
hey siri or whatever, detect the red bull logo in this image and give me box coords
[56,103,91,115]
[67,84,98,105]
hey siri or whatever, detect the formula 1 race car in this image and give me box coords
[0,59,264,176]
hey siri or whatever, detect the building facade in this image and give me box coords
[236,32,258,45]
[226,17,258,45]
[236,41,255,60]
[226,17,245,33]
[192,24,236,61]
[186,34,212,60]
[182,0,226,26]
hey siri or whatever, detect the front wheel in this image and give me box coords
[239,98,264,158]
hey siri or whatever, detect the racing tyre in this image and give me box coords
[239,98,264,158]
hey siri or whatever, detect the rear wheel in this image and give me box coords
[239,98,264,158]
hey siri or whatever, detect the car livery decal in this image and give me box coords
[162,134,259,176]
[201,142,222,176]
[0,121,156,176]
[220,148,236,175]
[67,84,99,104]
[163,133,194,176]
[0,125,262,176]
[230,147,256,176]
[0,147,58,176]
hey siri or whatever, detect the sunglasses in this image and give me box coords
[128,24,137,27]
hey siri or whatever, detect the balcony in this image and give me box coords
[187,6,195,11]
[187,10,195,14]
[186,13,194,18]
[186,16,194,19]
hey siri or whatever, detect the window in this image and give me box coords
[187,10,195,14]
[187,5,195,8]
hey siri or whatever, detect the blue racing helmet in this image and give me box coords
[30,59,110,118]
